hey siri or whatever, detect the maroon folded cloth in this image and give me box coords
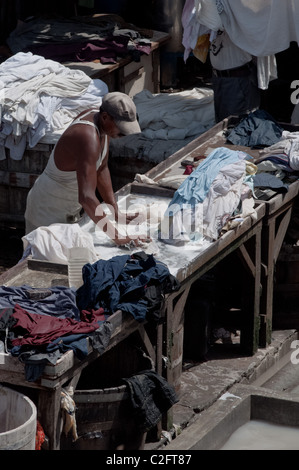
[183,165,194,175]
[26,36,130,63]
[80,308,107,323]
[11,304,104,347]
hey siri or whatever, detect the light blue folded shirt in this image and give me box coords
[165,147,251,215]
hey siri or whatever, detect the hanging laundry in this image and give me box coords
[122,369,178,432]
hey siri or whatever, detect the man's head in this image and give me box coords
[100,92,141,136]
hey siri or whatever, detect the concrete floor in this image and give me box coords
[145,328,299,450]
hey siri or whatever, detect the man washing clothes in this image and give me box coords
[25,91,146,246]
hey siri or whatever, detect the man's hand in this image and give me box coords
[116,211,147,225]
[113,234,151,247]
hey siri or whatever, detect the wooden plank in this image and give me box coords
[27,258,68,275]
[238,244,256,278]
[256,180,299,216]
[38,386,62,450]
[130,182,175,198]
[120,65,144,86]
[137,324,156,367]
[273,207,293,263]
[7,146,51,173]
[256,179,299,346]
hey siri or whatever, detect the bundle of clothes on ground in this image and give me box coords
[109,87,215,164]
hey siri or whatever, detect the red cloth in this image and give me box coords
[11,304,103,347]
[35,421,45,450]
[80,308,107,323]
[183,165,194,175]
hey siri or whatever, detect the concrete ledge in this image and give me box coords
[155,329,299,450]
[165,384,299,450]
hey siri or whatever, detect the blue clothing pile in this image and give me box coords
[76,252,180,322]
[226,109,284,148]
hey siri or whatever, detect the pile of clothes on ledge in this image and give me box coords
[6,14,152,64]
[0,251,180,382]
[226,110,299,198]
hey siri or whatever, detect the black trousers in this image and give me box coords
[212,64,261,122]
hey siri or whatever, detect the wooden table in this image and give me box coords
[0,178,265,448]
[64,30,170,96]
[0,258,162,450]
[113,180,266,394]
[139,116,299,353]
[161,203,265,390]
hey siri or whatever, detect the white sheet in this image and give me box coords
[0,52,108,160]
[22,223,98,265]
[219,0,299,57]
[109,87,215,164]
[181,0,279,89]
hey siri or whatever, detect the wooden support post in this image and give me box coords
[237,224,262,355]
[260,204,293,347]
[38,386,62,450]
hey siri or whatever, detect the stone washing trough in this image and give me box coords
[165,384,299,450]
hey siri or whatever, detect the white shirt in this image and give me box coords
[210,30,252,71]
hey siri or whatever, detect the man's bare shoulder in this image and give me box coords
[62,120,100,153]
[54,122,100,172]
